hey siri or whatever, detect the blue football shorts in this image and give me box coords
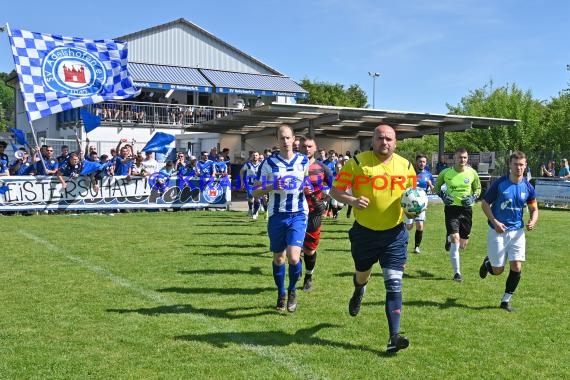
[267,211,307,253]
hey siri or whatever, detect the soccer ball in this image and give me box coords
[401,187,428,214]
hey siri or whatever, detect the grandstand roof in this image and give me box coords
[189,103,518,141]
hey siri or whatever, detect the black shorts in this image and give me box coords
[348,222,408,272]
[444,205,473,239]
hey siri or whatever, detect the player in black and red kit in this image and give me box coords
[300,137,333,291]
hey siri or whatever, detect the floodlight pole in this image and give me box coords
[368,72,380,109]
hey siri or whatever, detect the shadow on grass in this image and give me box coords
[191,223,265,227]
[174,323,386,356]
[403,270,448,280]
[157,286,275,295]
[405,297,497,311]
[189,232,267,237]
[188,251,268,258]
[365,297,496,311]
[178,267,264,276]
[107,304,275,319]
[184,242,266,248]
[332,270,448,281]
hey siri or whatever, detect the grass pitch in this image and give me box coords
[1,205,568,379]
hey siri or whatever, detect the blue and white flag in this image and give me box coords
[80,109,101,133]
[141,132,175,154]
[8,127,29,147]
[7,26,140,122]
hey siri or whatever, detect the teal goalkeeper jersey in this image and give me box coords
[435,166,481,207]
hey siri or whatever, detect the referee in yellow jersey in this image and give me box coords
[330,124,416,355]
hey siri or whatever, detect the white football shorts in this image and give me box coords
[405,210,426,225]
[486,227,526,267]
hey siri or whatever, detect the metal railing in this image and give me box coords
[57,101,243,128]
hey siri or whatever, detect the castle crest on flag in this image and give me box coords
[42,47,107,97]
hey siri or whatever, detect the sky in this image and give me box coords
[1,0,569,114]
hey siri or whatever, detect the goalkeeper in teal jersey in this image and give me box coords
[434,148,481,282]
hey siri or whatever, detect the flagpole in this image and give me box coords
[5,23,48,175]
[28,120,49,175]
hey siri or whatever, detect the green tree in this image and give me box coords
[0,72,16,131]
[445,82,544,156]
[296,79,368,108]
[541,93,570,158]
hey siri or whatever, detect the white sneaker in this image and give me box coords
[414,246,421,254]
[252,213,258,220]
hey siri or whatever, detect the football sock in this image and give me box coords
[304,251,317,274]
[450,243,460,274]
[288,260,302,291]
[383,271,403,336]
[505,270,521,294]
[385,290,403,336]
[353,273,367,289]
[414,230,423,247]
[252,199,260,215]
[501,292,513,303]
[272,262,286,296]
[247,200,253,213]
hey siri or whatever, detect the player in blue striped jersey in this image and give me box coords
[254,125,310,312]
[240,151,262,219]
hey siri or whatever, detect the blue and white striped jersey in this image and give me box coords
[243,161,261,185]
[258,153,310,217]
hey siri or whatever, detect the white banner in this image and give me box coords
[0,175,231,211]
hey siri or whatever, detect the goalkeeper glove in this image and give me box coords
[439,191,454,206]
[461,195,477,207]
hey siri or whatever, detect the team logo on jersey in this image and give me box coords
[500,199,512,210]
[42,47,107,97]
[464,178,470,184]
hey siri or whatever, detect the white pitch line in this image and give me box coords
[18,230,329,380]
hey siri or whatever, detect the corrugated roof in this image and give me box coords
[128,62,213,91]
[193,103,519,140]
[200,69,308,98]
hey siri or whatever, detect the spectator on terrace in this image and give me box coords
[559,159,570,179]
[35,145,59,176]
[142,151,159,176]
[540,160,556,177]
[9,148,35,176]
[57,152,82,189]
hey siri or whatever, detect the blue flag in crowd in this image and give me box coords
[9,127,29,147]
[80,109,101,133]
[80,160,113,176]
[80,160,103,176]
[7,25,140,122]
[141,132,175,154]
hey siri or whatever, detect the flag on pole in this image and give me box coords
[7,26,140,122]
[80,109,101,133]
[141,132,175,154]
[8,127,29,146]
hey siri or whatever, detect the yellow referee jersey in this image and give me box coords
[332,151,416,231]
